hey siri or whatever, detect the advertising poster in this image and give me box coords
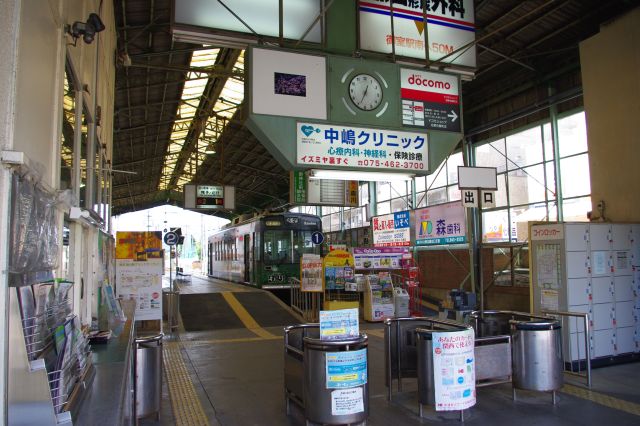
[115,231,163,261]
[432,328,476,411]
[297,122,429,173]
[301,254,323,292]
[326,349,368,389]
[372,211,411,247]
[331,388,364,416]
[415,201,467,246]
[353,247,410,269]
[115,259,163,320]
[358,0,476,68]
[319,308,359,341]
[400,69,461,132]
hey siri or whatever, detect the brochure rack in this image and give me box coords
[11,280,94,425]
[363,272,396,322]
[322,250,359,311]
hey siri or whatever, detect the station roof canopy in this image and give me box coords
[111,0,636,217]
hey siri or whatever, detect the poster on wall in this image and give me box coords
[372,211,411,247]
[301,254,323,292]
[353,247,410,269]
[115,259,163,321]
[358,0,476,68]
[115,231,163,261]
[414,201,466,246]
[432,328,476,411]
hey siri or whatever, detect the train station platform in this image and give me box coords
[147,275,640,426]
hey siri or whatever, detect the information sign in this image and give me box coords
[414,201,467,246]
[432,328,476,411]
[331,388,365,416]
[115,259,163,321]
[372,211,411,247]
[163,231,179,246]
[297,122,429,173]
[319,308,359,341]
[353,247,410,269]
[326,349,368,389]
[301,254,323,293]
[401,69,460,132]
[311,231,325,245]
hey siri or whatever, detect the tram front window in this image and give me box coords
[263,230,292,264]
[292,230,319,263]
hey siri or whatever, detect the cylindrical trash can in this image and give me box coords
[415,329,436,405]
[303,334,369,425]
[512,321,563,392]
[163,289,180,329]
[135,334,163,419]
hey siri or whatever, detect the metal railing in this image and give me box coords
[283,323,319,412]
[289,278,321,322]
[542,310,592,388]
[469,309,592,388]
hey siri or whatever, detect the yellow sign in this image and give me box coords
[115,231,162,261]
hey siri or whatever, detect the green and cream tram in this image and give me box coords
[207,212,322,289]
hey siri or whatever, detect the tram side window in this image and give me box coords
[263,230,292,264]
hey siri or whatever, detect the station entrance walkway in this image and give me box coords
[146,275,640,426]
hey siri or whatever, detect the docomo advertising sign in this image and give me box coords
[372,211,411,247]
[297,122,429,173]
[358,0,476,69]
[401,69,460,132]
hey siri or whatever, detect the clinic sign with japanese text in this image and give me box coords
[414,201,466,246]
[296,123,429,172]
[372,211,411,247]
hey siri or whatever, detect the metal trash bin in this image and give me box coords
[163,289,180,330]
[134,334,163,419]
[511,320,563,401]
[303,334,369,425]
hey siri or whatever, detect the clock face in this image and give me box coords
[349,74,383,111]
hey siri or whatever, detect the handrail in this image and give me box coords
[135,334,164,345]
[284,323,319,357]
[542,310,592,388]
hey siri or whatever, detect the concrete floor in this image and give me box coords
[142,275,640,426]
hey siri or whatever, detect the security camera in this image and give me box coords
[69,13,105,45]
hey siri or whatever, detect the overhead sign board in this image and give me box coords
[358,0,476,69]
[372,211,411,247]
[251,48,327,120]
[457,166,498,190]
[184,184,235,210]
[401,69,461,132]
[173,0,322,44]
[297,122,429,173]
[414,201,467,246]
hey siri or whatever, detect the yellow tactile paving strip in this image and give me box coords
[164,342,210,426]
[221,291,278,339]
[561,384,640,417]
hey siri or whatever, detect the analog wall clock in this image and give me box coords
[349,74,383,111]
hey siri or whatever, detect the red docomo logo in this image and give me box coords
[435,348,442,354]
[412,105,424,112]
[407,74,451,90]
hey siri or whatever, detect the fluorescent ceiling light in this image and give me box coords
[308,169,414,182]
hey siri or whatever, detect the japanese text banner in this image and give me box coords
[297,122,429,173]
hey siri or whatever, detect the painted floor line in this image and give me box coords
[562,384,640,417]
[164,342,211,426]
[221,291,278,339]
